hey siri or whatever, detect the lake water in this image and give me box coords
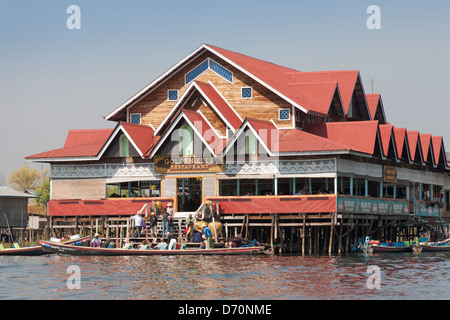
[1,251,449,300]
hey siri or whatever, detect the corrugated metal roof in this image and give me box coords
[0,186,36,198]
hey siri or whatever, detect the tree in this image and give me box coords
[8,165,43,193]
[35,175,50,206]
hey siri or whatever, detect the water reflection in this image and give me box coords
[1,252,450,299]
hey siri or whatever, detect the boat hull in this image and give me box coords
[370,245,412,253]
[0,246,45,256]
[420,244,450,252]
[40,241,263,256]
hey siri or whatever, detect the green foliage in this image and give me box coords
[35,175,50,205]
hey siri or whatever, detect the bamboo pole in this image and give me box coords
[329,214,334,254]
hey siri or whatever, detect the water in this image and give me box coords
[1,252,450,300]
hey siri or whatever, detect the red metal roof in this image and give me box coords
[407,131,420,162]
[288,82,342,116]
[431,136,443,166]
[246,118,277,152]
[304,121,380,155]
[284,70,360,115]
[393,127,408,160]
[182,109,226,154]
[194,81,242,131]
[275,128,350,153]
[206,44,351,117]
[120,122,156,158]
[419,133,432,163]
[366,94,380,120]
[26,129,114,159]
[379,124,394,157]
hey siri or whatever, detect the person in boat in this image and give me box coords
[167,232,177,250]
[138,239,150,250]
[202,225,213,249]
[156,239,167,250]
[91,233,102,248]
[130,212,143,237]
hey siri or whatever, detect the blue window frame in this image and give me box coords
[130,113,141,124]
[209,59,233,83]
[279,109,290,121]
[241,87,252,98]
[185,58,233,85]
[168,89,178,101]
[185,60,209,84]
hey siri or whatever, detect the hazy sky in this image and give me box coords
[1,0,449,182]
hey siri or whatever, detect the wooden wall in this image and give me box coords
[51,178,106,200]
[0,198,28,228]
[128,51,296,133]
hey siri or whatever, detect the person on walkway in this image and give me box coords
[149,212,158,238]
[203,226,213,249]
[185,213,195,242]
[166,202,174,232]
[161,208,169,238]
[130,212,143,237]
[167,232,177,250]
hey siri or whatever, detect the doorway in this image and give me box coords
[177,178,202,212]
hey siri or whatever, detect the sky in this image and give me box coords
[1,0,450,183]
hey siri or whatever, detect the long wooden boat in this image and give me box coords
[420,238,450,252]
[0,236,90,256]
[40,240,264,256]
[0,245,45,256]
[369,242,413,253]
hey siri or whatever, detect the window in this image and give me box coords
[119,134,129,157]
[185,60,209,84]
[130,113,141,124]
[185,58,233,84]
[241,87,252,99]
[209,59,233,83]
[168,89,179,101]
[279,109,290,121]
[179,125,193,156]
[307,114,316,123]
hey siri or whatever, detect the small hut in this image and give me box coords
[0,186,36,242]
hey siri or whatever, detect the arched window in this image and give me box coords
[119,134,129,157]
[179,125,193,156]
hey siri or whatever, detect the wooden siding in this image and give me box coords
[128,51,294,133]
[51,178,106,200]
[0,198,28,228]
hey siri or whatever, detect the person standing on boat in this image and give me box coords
[167,232,177,250]
[91,233,101,248]
[130,212,143,237]
[203,225,213,249]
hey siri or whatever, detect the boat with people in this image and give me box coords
[39,240,265,256]
[0,235,90,256]
[419,238,450,252]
